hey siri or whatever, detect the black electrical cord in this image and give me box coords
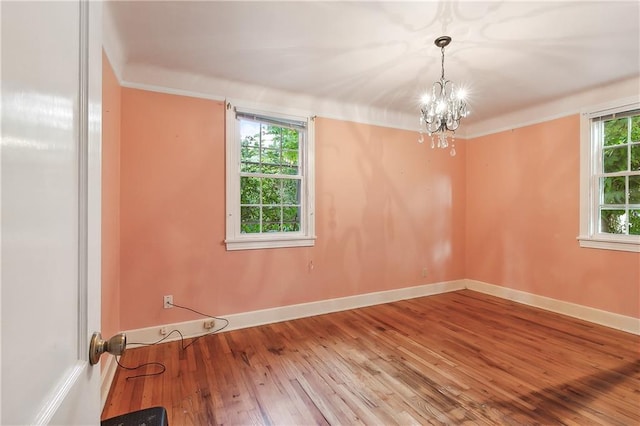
[117,302,230,380]
[166,301,230,349]
[115,356,166,381]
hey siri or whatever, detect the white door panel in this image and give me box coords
[1,1,102,424]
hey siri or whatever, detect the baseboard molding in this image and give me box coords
[124,279,466,347]
[464,279,640,335]
[100,355,118,411]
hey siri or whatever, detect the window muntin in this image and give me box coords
[225,104,315,251]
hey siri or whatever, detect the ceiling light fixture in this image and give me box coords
[418,36,469,156]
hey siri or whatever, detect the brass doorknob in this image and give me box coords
[89,332,126,365]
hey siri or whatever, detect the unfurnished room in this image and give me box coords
[1,1,639,425]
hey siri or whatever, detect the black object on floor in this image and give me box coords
[101,406,168,426]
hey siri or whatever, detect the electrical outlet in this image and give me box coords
[163,295,173,309]
[203,319,215,330]
[159,327,167,335]
[421,267,428,277]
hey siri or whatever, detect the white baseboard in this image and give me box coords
[123,279,466,347]
[464,279,640,335]
[100,354,118,412]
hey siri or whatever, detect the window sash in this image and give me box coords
[589,108,640,240]
[238,115,304,235]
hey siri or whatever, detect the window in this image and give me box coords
[225,102,315,250]
[579,100,640,252]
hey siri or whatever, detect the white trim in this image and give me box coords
[111,60,639,139]
[121,80,225,102]
[225,235,316,251]
[78,0,90,362]
[120,63,419,132]
[578,97,640,252]
[123,280,466,346]
[579,109,595,239]
[577,236,640,253]
[225,101,316,250]
[464,76,640,139]
[100,356,118,411]
[464,279,640,335]
[101,2,125,84]
[115,61,640,139]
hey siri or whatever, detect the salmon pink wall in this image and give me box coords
[118,88,466,330]
[465,115,640,318]
[101,51,121,339]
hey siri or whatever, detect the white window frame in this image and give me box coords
[225,101,316,251]
[578,97,640,252]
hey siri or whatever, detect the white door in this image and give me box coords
[1,1,102,424]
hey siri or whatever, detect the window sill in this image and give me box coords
[225,235,316,251]
[577,236,640,253]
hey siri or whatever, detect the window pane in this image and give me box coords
[261,126,280,149]
[240,177,260,204]
[604,118,628,146]
[240,121,261,147]
[601,176,626,204]
[600,209,626,234]
[282,149,299,167]
[262,223,281,232]
[631,143,640,171]
[631,116,640,142]
[283,206,300,232]
[262,206,281,232]
[241,206,260,221]
[281,128,300,151]
[259,148,279,173]
[630,175,640,204]
[283,206,300,222]
[282,222,300,232]
[241,223,261,234]
[261,178,281,205]
[241,146,260,172]
[630,210,640,235]
[603,146,628,173]
[282,179,300,204]
[241,206,261,234]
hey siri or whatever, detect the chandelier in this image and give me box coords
[418,36,469,156]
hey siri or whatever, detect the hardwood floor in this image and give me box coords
[102,290,640,425]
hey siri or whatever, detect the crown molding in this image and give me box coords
[101,3,125,84]
[463,76,640,139]
[118,62,420,132]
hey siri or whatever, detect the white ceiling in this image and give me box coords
[106,1,640,129]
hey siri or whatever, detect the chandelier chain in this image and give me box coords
[441,46,446,80]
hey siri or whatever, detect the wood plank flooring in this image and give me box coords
[102,290,640,425]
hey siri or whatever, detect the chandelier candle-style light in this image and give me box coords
[418,36,469,156]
